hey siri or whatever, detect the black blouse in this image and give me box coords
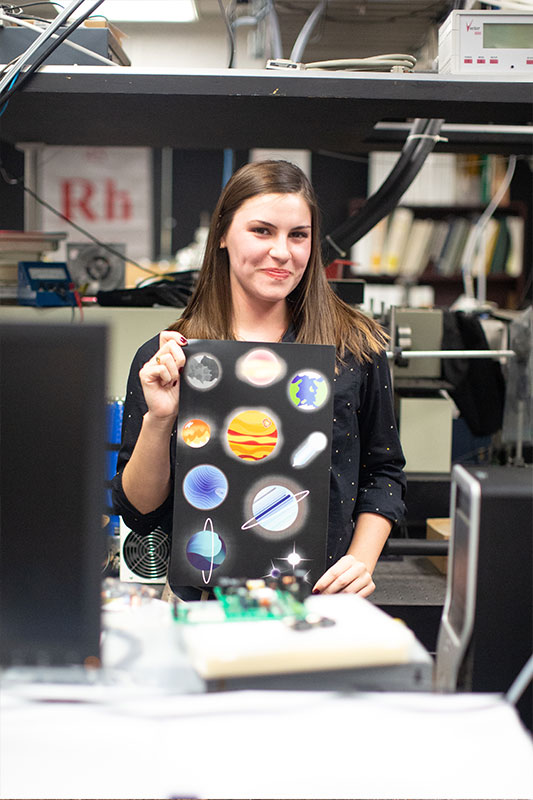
[112,332,406,569]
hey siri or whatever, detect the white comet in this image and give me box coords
[291,431,328,468]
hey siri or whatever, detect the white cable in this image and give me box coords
[406,133,449,143]
[304,54,417,72]
[290,0,327,63]
[0,13,117,66]
[266,0,283,61]
[460,155,517,303]
[505,654,533,707]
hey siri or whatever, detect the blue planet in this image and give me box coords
[289,370,328,411]
[186,520,226,579]
[183,464,228,509]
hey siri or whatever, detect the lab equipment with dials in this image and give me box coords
[390,307,454,474]
[17,261,76,307]
[438,10,533,74]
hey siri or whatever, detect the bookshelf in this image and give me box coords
[350,202,528,309]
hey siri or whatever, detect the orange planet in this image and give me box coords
[182,418,211,448]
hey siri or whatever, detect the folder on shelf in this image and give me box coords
[505,216,524,278]
[437,217,471,276]
[399,218,434,277]
[381,208,414,275]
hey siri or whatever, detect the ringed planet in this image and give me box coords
[186,518,226,583]
[242,484,309,532]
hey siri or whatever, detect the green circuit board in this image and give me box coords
[214,584,306,621]
[173,574,310,625]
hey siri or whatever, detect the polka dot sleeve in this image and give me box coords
[355,351,406,524]
[111,334,175,537]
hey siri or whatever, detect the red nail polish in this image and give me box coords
[179,335,188,345]
[178,366,184,374]
[312,589,320,595]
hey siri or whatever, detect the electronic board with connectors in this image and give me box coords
[172,572,334,630]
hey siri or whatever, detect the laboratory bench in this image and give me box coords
[1,592,532,800]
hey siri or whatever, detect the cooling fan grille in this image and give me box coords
[67,243,125,292]
[121,528,170,580]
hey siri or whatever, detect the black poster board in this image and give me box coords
[169,340,335,589]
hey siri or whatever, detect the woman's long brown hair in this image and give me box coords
[168,160,388,363]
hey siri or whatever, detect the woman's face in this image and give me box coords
[220,192,312,308]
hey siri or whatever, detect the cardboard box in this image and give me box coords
[426,517,451,574]
[0,25,130,66]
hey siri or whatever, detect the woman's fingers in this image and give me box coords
[138,331,189,417]
[159,330,188,349]
[152,350,180,386]
[312,554,375,596]
[143,331,188,387]
[155,331,188,380]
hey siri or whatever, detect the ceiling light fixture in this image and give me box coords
[75,0,199,23]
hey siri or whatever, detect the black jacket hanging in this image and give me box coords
[441,311,506,437]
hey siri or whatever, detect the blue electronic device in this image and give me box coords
[18,261,76,307]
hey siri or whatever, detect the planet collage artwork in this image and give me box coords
[179,347,331,584]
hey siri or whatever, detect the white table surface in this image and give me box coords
[1,598,532,800]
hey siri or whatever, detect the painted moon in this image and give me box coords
[184,352,222,391]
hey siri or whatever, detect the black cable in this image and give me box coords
[327,117,427,237]
[353,118,444,231]
[322,118,445,263]
[1,2,65,9]
[0,159,160,277]
[217,0,236,69]
[1,3,110,25]
[1,9,57,23]
[23,185,160,277]
[0,0,104,107]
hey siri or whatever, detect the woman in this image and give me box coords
[112,160,406,601]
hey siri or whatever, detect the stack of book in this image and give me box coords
[350,208,524,281]
[0,231,66,303]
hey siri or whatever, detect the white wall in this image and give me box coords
[1,305,180,397]
[117,13,265,70]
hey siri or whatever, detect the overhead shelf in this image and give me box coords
[1,66,532,153]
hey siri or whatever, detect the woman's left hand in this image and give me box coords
[312,554,375,598]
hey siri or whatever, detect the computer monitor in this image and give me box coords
[0,322,107,667]
[436,464,532,729]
